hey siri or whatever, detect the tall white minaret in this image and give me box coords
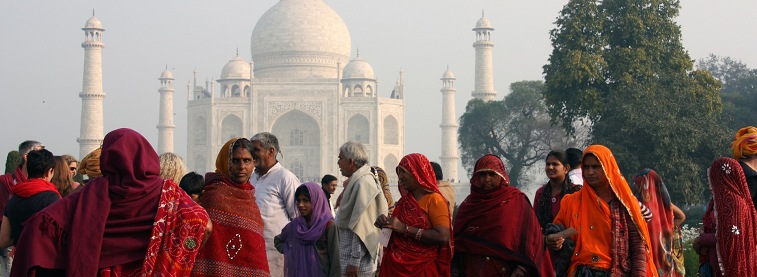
[157,67,175,154]
[78,11,105,158]
[472,11,496,101]
[440,67,460,182]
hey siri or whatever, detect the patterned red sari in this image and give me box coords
[10,128,209,277]
[634,169,675,277]
[98,180,210,277]
[708,157,757,276]
[379,153,452,276]
[191,138,270,277]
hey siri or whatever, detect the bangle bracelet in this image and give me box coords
[415,228,424,240]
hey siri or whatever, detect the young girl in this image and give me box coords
[275,182,340,277]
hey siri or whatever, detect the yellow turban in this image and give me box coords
[79,147,102,178]
[732,126,757,159]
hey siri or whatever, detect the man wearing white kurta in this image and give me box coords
[250,132,299,277]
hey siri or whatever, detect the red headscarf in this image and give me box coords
[470,154,510,190]
[634,169,674,276]
[379,153,452,276]
[454,154,553,276]
[10,128,203,276]
[708,157,757,276]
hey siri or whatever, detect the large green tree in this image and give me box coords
[698,54,757,133]
[459,80,584,188]
[543,0,723,204]
[4,151,21,174]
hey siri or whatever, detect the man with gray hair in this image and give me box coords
[250,132,299,277]
[335,141,388,277]
[0,140,43,276]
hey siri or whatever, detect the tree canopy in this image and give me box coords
[458,80,584,188]
[543,0,723,204]
[4,150,20,174]
[698,54,757,134]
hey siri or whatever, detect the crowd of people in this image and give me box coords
[0,125,755,276]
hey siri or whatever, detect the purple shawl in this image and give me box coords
[278,182,332,277]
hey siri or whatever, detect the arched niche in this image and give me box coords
[348,114,369,144]
[221,114,243,143]
[384,115,398,145]
[271,110,321,182]
[194,117,206,145]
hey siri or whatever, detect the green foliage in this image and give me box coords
[458,81,582,188]
[544,0,724,204]
[683,242,699,276]
[697,54,757,135]
[4,151,21,174]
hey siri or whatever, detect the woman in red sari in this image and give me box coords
[703,157,757,276]
[453,154,553,277]
[375,153,452,276]
[192,138,270,277]
[634,169,687,277]
[10,128,211,276]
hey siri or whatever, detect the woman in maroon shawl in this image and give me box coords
[700,157,757,276]
[10,128,211,276]
[452,154,553,277]
[192,138,270,277]
[375,153,452,276]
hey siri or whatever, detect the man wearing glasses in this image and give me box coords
[0,140,44,276]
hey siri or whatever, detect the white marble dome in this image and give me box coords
[220,56,251,79]
[342,58,375,79]
[250,0,351,79]
[84,16,103,29]
[160,69,173,79]
[475,16,493,30]
[442,69,455,79]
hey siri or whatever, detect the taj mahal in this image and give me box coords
[77,0,499,185]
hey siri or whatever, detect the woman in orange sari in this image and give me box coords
[374,153,452,276]
[546,145,656,276]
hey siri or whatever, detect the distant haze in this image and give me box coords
[2,1,755,188]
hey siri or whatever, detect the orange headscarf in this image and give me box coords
[78,147,102,178]
[553,145,657,276]
[215,138,238,176]
[213,137,254,191]
[732,126,757,159]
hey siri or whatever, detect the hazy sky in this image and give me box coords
[2,1,756,181]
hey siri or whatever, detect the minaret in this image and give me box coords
[157,67,175,154]
[472,11,496,101]
[78,11,105,158]
[440,67,460,182]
